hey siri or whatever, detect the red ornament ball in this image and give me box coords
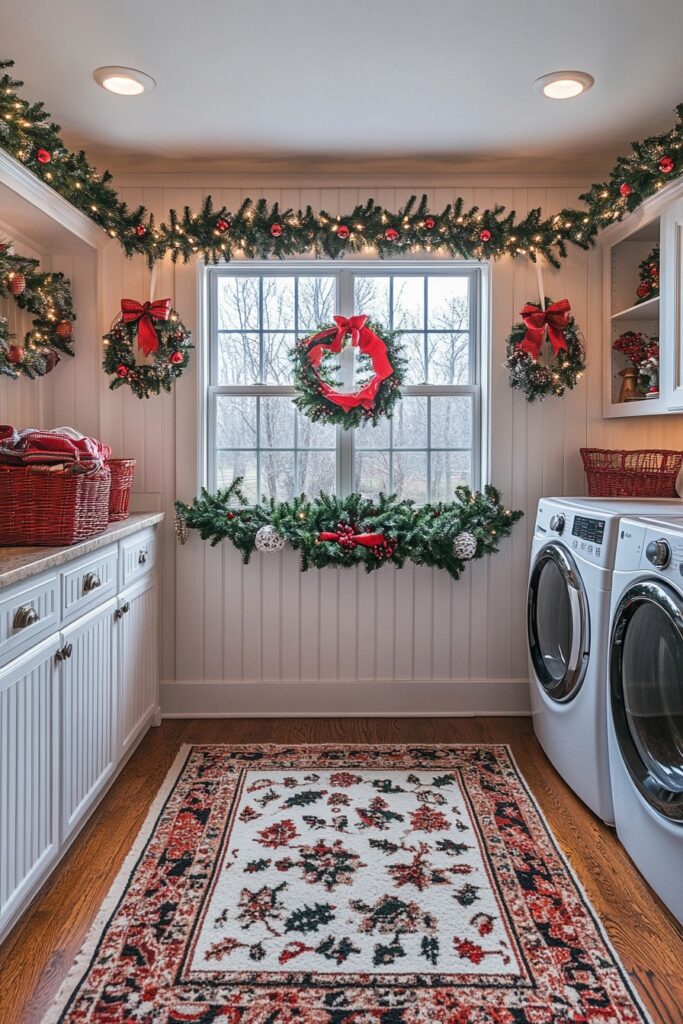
[7,272,26,296]
[227,512,236,520]
[479,229,492,242]
[36,148,51,164]
[619,183,633,197]
[423,217,436,230]
[55,320,73,339]
[216,218,231,233]
[636,282,651,298]
[116,364,129,378]
[384,227,399,242]
[659,156,674,174]
[135,224,147,238]
[337,225,350,240]
[270,223,283,238]
[168,350,184,365]
[6,345,24,364]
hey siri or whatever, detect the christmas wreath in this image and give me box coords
[505,298,585,402]
[0,242,75,380]
[103,298,192,399]
[292,315,406,429]
[174,478,523,582]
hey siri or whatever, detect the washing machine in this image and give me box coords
[527,497,683,824]
[607,514,683,924]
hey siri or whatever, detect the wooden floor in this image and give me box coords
[1,717,681,1024]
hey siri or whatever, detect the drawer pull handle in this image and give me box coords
[114,602,131,621]
[55,643,73,662]
[83,572,102,593]
[138,550,148,565]
[13,604,40,630]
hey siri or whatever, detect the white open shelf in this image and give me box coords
[611,295,660,323]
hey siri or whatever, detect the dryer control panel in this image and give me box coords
[572,516,606,545]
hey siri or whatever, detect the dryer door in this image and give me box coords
[527,543,590,702]
[610,580,683,822]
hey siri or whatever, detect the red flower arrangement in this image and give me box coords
[613,330,651,367]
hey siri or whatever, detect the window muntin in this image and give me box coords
[206,264,483,502]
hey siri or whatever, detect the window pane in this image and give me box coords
[215,396,257,448]
[217,332,260,385]
[260,396,295,448]
[393,276,424,331]
[217,276,260,331]
[394,332,426,383]
[297,411,336,449]
[393,452,428,503]
[298,277,336,330]
[430,395,473,449]
[428,333,470,385]
[299,451,336,495]
[354,451,390,495]
[262,276,295,330]
[261,451,295,501]
[355,276,390,323]
[355,415,390,449]
[431,451,472,499]
[217,450,257,501]
[428,276,469,330]
[393,396,428,449]
[263,332,295,384]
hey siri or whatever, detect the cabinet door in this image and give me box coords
[118,577,158,758]
[662,195,683,409]
[0,635,60,935]
[61,599,116,840]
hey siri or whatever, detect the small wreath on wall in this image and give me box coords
[504,297,585,402]
[0,242,76,380]
[103,298,193,399]
[292,315,406,429]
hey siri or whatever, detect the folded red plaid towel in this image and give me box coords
[0,426,111,472]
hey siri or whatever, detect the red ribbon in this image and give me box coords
[306,314,395,412]
[518,299,571,359]
[318,531,386,547]
[120,298,172,356]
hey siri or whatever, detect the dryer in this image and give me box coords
[527,497,683,824]
[608,514,683,924]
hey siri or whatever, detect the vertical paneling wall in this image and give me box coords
[4,176,683,713]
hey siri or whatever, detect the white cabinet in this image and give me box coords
[61,599,116,840]
[661,195,683,410]
[118,577,158,758]
[0,636,60,929]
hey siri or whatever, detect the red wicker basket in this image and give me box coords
[580,447,683,498]
[0,464,111,546]
[106,458,136,522]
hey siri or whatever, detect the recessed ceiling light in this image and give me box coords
[532,71,594,100]
[93,66,156,96]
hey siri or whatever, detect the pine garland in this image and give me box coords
[174,479,523,581]
[0,243,75,379]
[0,60,681,268]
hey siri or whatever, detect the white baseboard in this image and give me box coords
[160,678,531,718]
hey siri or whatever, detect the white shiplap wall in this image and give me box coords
[4,175,683,714]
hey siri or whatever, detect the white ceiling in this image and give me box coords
[5,0,683,174]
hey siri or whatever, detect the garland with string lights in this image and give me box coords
[174,478,523,581]
[1,59,682,268]
[504,297,585,401]
[0,242,75,379]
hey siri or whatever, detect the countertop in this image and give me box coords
[0,512,165,591]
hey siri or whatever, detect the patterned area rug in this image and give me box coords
[44,745,651,1023]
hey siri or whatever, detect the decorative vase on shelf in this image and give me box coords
[618,367,641,403]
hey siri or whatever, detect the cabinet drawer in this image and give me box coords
[120,529,156,588]
[61,546,118,624]
[0,574,59,668]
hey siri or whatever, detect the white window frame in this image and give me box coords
[199,260,490,501]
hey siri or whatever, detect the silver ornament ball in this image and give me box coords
[453,531,477,560]
[255,524,285,554]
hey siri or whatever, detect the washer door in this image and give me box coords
[610,580,683,821]
[527,543,590,702]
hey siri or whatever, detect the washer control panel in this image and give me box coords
[571,515,605,545]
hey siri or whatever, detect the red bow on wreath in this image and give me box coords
[120,298,172,356]
[517,299,571,359]
[307,315,394,412]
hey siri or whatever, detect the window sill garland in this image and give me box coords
[174,480,523,581]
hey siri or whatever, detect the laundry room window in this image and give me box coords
[203,263,487,503]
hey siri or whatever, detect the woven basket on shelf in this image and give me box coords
[106,458,136,522]
[0,464,111,546]
[580,447,683,498]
